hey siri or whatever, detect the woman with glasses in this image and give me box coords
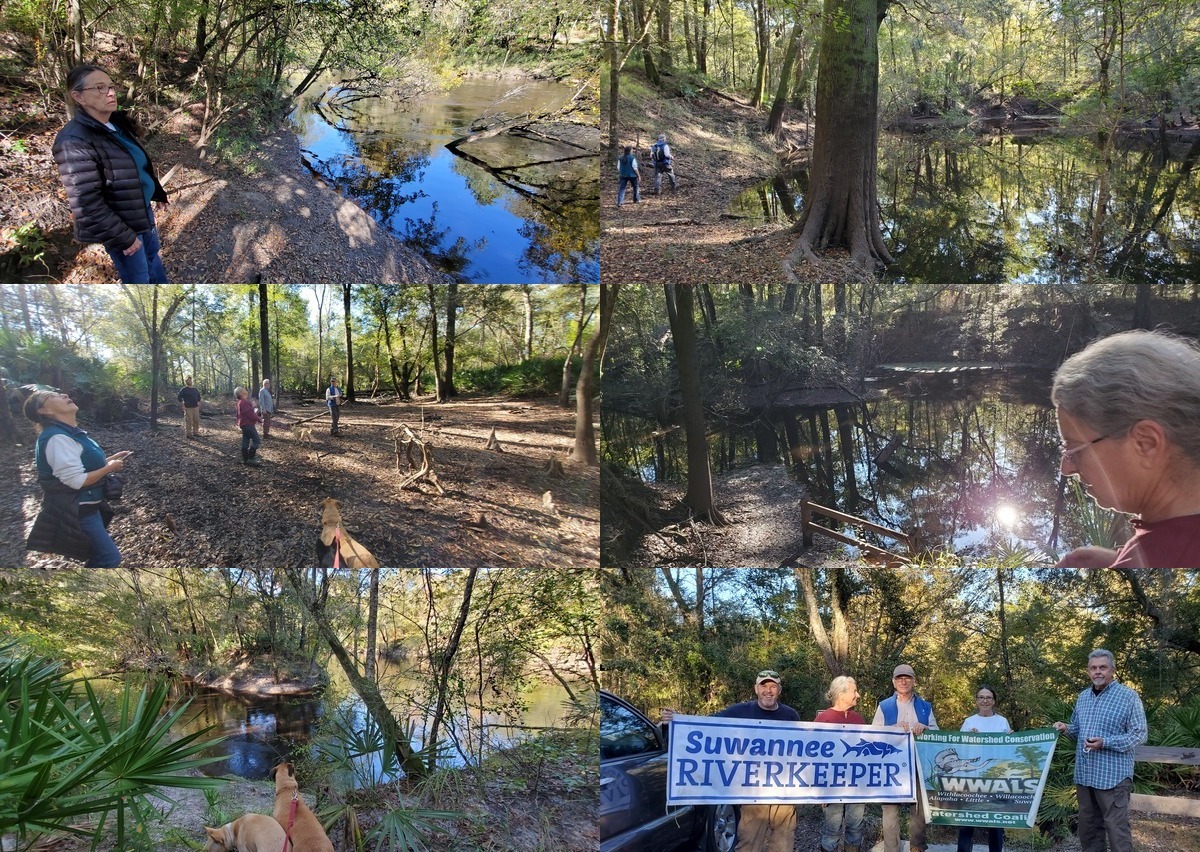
[23,390,132,567]
[1052,328,1200,567]
[956,686,1011,852]
[52,64,170,283]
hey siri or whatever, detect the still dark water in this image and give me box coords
[290,76,599,283]
[731,132,1200,290]
[603,370,1076,560]
[167,669,572,779]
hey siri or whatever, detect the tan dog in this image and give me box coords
[272,762,334,852]
[318,497,380,569]
[203,813,286,852]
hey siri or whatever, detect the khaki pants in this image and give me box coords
[737,804,796,852]
[184,406,200,436]
[882,797,928,852]
[261,411,271,436]
[1077,779,1132,852]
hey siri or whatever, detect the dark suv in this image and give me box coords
[600,691,736,852]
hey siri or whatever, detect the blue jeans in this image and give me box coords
[617,176,640,205]
[79,505,121,568]
[821,802,864,852]
[240,425,261,460]
[957,825,1004,852]
[105,206,168,284]
[329,404,340,433]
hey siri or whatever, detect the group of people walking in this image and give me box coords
[665,649,1146,852]
[616,133,678,206]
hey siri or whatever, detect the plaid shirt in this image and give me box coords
[1065,680,1147,789]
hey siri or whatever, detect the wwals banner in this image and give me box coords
[915,729,1058,828]
[666,715,917,805]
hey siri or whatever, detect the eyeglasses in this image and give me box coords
[77,84,118,95]
[1060,430,1124,462]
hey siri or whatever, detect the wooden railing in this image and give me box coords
[1130,745,1200,817]
[800,498,912,564]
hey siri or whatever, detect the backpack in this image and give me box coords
[652,142,669,165]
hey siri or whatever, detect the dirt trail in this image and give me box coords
[61,108,447,285]
[1,395,597,572]
[600,78,805,286]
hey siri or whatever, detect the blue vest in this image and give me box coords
[36,421,106,504]
[879,693,932,726]
[618,153,638,178]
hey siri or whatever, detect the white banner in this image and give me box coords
[666,714,918,805]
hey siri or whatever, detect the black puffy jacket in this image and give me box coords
[52,109,168,252]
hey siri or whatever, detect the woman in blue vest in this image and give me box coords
[24,390,132,567]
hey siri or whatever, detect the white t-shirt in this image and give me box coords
[960,713,1011,733]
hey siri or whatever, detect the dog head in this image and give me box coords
[203,824,234,852]
[273,761,299,797]
[320,498,342,528]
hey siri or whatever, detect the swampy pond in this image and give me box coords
[731,131,1200,290]
[603,370,1086,561]
[290,76,599,283]
[167,666,574,781]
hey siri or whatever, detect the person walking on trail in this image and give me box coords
[616,145,640,207]
[258,378,275,437]
[651,133,678,194]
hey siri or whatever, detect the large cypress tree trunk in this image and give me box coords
[766,21,802,136]
[786,0,894,271]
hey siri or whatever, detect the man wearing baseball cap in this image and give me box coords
[872,664,939,852]
[713,670,801,852]
[661,670,800,850]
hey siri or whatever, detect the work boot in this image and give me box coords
[244,456,261,466]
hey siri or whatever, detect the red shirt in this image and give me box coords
[235,397,261,427]
[814,708,866,725]
[1110,513,1200,568]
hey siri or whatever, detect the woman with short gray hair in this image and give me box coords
[814,675,865,852]
[1052,329,1200,568]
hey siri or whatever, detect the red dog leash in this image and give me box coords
[281,791,299,852]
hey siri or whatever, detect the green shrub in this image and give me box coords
[0,640,226,849]
[456,355,578,397]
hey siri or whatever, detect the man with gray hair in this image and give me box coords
[258,379,275,437]
[650,133,678,194]
[1053,649,1147,852]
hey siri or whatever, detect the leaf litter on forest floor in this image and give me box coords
[2,396,598,572]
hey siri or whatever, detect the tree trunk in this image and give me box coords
[786,0,894,271]
[365,566,380,681]
[560,283,591,408]
[426,284,445,401]
[794,566,850,675]
[664,284,725,523]
[443,282,458,398]
[750,0,769,107]
[342,284,355,401]
[657,0,672,71]
[425,566,479,772]
[767,21,803,136]
[258,280,270,382]
[573,284,616,465]
[606,0,620,146]
[311,285,327,393]
[521,284,534,361]
[285,565,423,776]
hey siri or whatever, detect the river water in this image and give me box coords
[289,75,599,283]
[603,370,1076,561]
[169,664,576,780]
[730,131,1200,292]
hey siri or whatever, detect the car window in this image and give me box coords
[601,697,662,761]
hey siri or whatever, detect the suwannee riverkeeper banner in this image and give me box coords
[666,715,918,806]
